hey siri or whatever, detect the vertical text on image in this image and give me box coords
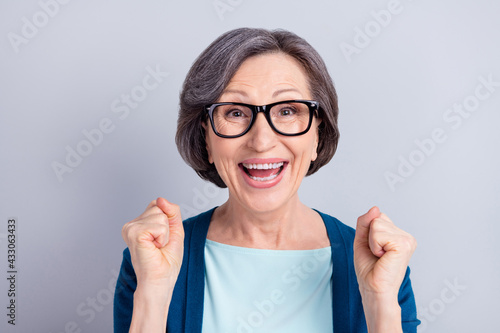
[6,217,18,325]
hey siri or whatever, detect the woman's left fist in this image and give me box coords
[353,206,417,296]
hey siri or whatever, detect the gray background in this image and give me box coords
[1,0,499,332]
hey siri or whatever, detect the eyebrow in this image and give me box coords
[221,88,302,98]
[222,89,248,97]
[272,88,302,98]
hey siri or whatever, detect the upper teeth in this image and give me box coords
[243,162,284,170]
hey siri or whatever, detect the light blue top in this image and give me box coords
[202,239,333,333]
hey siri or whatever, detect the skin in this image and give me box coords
[122,52,417,333]
[203,52,328,250]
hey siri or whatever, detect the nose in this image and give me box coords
[246,112,277,152]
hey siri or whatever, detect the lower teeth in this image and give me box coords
[249,173,279,181]
[247,166,283,182]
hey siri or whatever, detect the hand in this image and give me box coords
[353,207,417,332]
[353,206,417,297]
[122,197,185,290]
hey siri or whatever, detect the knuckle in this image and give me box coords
[401,235,417,252]
[146,199,157,209]
[121,221,141,243]
[152,212,169,223]
[121,221,133,234]
[379,213,392,222]
[148,206,163,215]
[409,235,417,250]
[121,224,128,239]
[123,221,139,235]
[370,218,384,231]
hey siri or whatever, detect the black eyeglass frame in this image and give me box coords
[204,99,319,139]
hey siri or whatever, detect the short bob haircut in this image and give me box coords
[176,27,339,188]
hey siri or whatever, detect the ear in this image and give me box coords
[311,118,322,162]
[201,121,214,164]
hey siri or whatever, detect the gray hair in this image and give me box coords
[176,27,339,188]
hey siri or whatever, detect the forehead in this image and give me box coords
[224,52,311,97]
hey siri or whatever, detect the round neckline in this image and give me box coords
[205,238,331,256]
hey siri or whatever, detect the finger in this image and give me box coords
[136,200,164,220]
[123,222,170,249]
[156,197,182,224]
[378,212,394,225]
[368,212,396,256]
[141,199,158,216]
[368,217,416,259]
[145,199,157,210]
[156,197,184,249]
[368,217,391,257]
[354,206,381,247]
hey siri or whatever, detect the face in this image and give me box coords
[204,52,321,214]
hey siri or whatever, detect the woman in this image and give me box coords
[114,27,420,332]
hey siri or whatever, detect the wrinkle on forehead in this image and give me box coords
[220,53,312,103]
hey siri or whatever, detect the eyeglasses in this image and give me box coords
[205,100,319,138]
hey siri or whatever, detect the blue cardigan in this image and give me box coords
[114,208,420,332]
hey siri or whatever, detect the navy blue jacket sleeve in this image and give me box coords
[399,267,421,332]
[113,248,137,333]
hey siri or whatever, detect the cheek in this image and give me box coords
[206,136,237,171]
[290,137,318,171]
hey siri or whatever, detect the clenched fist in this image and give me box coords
[353,206,417,332]
[122,197,185,290]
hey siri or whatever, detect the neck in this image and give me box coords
[211,193,316,250]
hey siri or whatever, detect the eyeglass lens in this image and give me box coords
[212,102,311,136]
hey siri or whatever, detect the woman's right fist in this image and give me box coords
[122,197,185,290]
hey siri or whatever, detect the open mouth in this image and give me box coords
[240,162,286,182]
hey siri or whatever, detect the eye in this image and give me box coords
[227,109,244,117]
[219,105,252,121]
[278,107,296,116]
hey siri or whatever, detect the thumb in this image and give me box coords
[354,206,381,246]
[156,197,182,224]
[156,197,184,244]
